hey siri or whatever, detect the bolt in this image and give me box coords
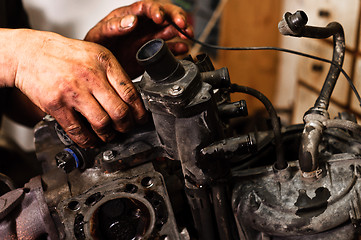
[56,152,66,160]
[172,85,181,91]
[103,150,115,161]
[55,151,77,173]
[169,84,184,96]
[43,115,55,122]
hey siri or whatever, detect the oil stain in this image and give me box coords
[295,187,331,218]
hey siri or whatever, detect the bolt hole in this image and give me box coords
[125,184,138,193]
[68,200,80,211]
[141,177,154,188]
[85,192,103,206]
[23,188,30,193]
[350,164,355,171]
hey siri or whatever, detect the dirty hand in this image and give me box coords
[11,29,147,148]
[84,0,194,79]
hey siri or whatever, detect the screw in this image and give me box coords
[55,150,77,173]
[172,85,181,91]
[43,115,55,122]
[103,150,115,161]
[56,152,68,164]
[169,84,184,96]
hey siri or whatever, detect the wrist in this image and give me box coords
[0,28,22,87]
[12,29,64,92]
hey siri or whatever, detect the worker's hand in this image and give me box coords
[84,0,193,79]
[14,29,147,148]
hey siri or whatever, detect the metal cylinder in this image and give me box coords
[136,39,184,82]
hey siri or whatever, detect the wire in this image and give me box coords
[170,22,361,107]
[230,84,286,170]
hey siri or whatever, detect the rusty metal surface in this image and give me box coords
[0,176,58,239]
[232,153,361,239]
[55,163,182,240]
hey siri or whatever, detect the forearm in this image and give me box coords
[0,29,47,126]
[0,28,21,87]
[0,27,146,147]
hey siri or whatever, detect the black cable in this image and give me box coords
[230,84,286,170]
[170,22,361,107]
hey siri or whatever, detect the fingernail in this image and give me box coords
[159,9,165,19]
[180,14,186,23]
[120,15,136,29]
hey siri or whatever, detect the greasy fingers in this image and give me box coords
[85,15,138,42]
[167,42,189,56]
[162,3,188,28]
[102,15,137,35]
[137,1,194,42]
[86,0,193,41]
[140,0,193,38]
[51,107,98,148]
[103,56,147,125]
[148,2,166,24]
[15,29,145,148]
[67,90,119,143]
[139,0,186,27]
[84,1,193,79]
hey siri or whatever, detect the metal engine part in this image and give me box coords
[34,116,188,240]
[2,10,361,240]
[233,153,361,239]
[55,163,181,240]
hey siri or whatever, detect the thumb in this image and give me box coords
[118,15,137,32]
[85,15,138,42]
[96,15,138,40]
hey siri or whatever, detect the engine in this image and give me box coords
[1,10,361,240]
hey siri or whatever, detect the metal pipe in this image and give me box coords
[136,39,185,82]
[201,67,230,89]
[306,23,345,109]
[324,119,361,136]
[279,11,345,174]
[212,183,239,240]
[298,111,326,173]
[279,11,345,110]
